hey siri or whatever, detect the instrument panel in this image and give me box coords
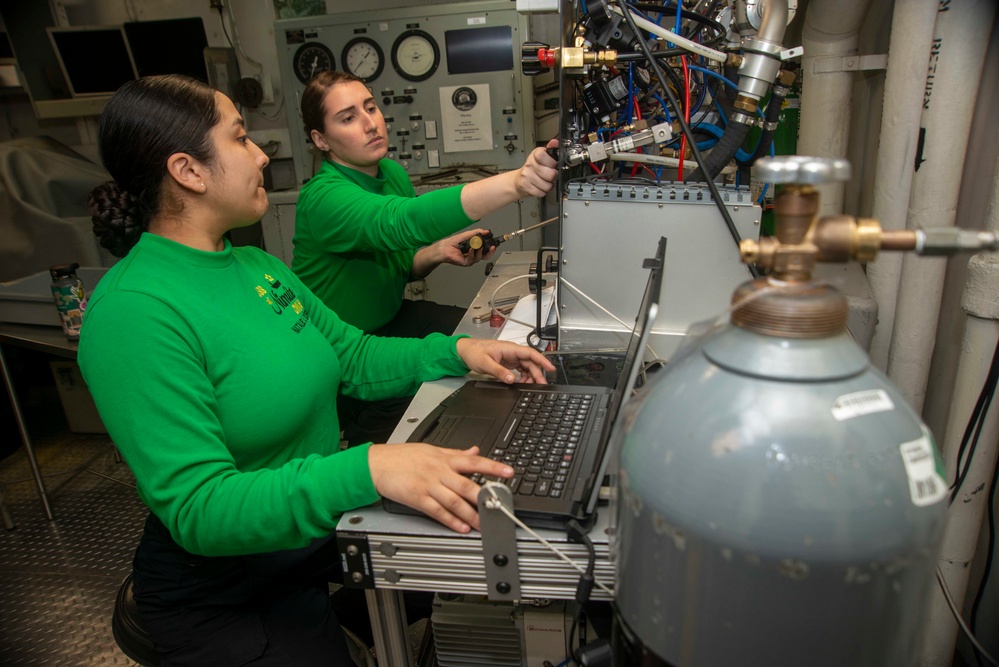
[275,1,533,184]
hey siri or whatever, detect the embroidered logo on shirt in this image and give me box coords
[256,273,310,333]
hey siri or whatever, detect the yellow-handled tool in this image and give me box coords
[458,217,559,254]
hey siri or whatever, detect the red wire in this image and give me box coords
[678,55,691,180]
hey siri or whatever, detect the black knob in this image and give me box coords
[493,553,509,567]
[496,582,511,594]
[383,97,391,105]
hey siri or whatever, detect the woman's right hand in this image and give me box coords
[367,443,514,533]
[515,138,560,198]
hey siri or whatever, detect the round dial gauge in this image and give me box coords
[391,30,440,82]
[342,37,385,83]
[293,42,335,84]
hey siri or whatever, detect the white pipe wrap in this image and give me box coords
[885,0,997,413]
[797,0,872,216]
[866,0,943,371]
[922,253,999,666]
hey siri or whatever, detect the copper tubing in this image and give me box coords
[879,229,919,251]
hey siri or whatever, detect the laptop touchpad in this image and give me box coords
[440,416,495,449]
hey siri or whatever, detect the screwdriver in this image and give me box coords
[458,216,559,254]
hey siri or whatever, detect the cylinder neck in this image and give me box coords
[731,278,848,339]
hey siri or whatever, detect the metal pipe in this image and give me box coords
[885,0,997,413]
[866,0,942,371]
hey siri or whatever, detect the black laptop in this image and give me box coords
[384,237,666,531]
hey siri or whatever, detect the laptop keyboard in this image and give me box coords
[471,391,594,499]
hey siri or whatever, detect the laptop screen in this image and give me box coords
[581,237,666,513]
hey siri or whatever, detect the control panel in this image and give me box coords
[274,1,534,184]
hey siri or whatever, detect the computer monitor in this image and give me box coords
[46,25,137,97]
[124,18,209,83]
[445,25,513,75]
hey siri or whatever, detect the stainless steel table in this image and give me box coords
[335,251,616,666]
[0,322,81,520]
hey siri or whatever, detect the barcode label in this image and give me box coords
[899,435,947,507]
[831,389,894,421]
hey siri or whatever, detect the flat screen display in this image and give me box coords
[47,26,136,97]
[445,25,513,75]
[124,18,209,83]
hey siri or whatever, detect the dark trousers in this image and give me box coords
[338,299,465,446]
[132,514,358,666]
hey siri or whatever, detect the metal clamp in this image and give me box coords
[478,482,522,601]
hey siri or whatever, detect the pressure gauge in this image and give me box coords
[293,42,335,84]
[342,37,385,83]
[391,30,440,82]
[745,0,798,29]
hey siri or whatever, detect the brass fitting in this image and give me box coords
[726,53,744,69]
[742,186,916,280]
[733,94,759,115]
[558,47,617,69]
[776,69,797,87]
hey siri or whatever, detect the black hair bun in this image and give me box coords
[87,181,145,258]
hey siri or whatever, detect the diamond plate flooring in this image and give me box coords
[1,386,146,666]
[0,387,428,666]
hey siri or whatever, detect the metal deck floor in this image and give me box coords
[0,395,145,666]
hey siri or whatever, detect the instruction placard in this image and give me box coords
[439,84,493,153]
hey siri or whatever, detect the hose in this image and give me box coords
[685,120,752,183]
[607,4,727,63]
[746,82,787,166]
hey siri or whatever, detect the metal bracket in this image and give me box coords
[780,45,805,61]
[812,54,888,74]
[336,531,375,588]
[478,482,522,601]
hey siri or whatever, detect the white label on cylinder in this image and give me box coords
[899,434,947,507]
[830,389,894,421]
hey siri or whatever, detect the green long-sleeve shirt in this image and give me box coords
[78,232,468,557]
[292,159,475,332]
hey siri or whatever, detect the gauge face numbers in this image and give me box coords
[342,37,385,83]
[391,30,440,82]
[293,42,335,84]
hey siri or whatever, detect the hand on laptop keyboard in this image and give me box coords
[368,442,515,533]
[455,338,556,384]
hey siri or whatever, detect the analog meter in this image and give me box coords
[293,42,335,84]
[342,37,385,83]
[391,30,440,82]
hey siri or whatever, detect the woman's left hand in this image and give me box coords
[455,338,555,384]
[438,228,497,267]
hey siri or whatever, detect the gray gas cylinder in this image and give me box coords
[614,323,948,666]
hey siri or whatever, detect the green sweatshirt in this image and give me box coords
[293,159,475,332]
[78,232,469,557]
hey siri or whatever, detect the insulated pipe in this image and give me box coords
[866,0,942,371]
[797,0,872,216]
[885,0,997,413]
[921,253,999,666]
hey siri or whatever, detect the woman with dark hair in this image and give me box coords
[80,74,554,665]
[294,70,560,446]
